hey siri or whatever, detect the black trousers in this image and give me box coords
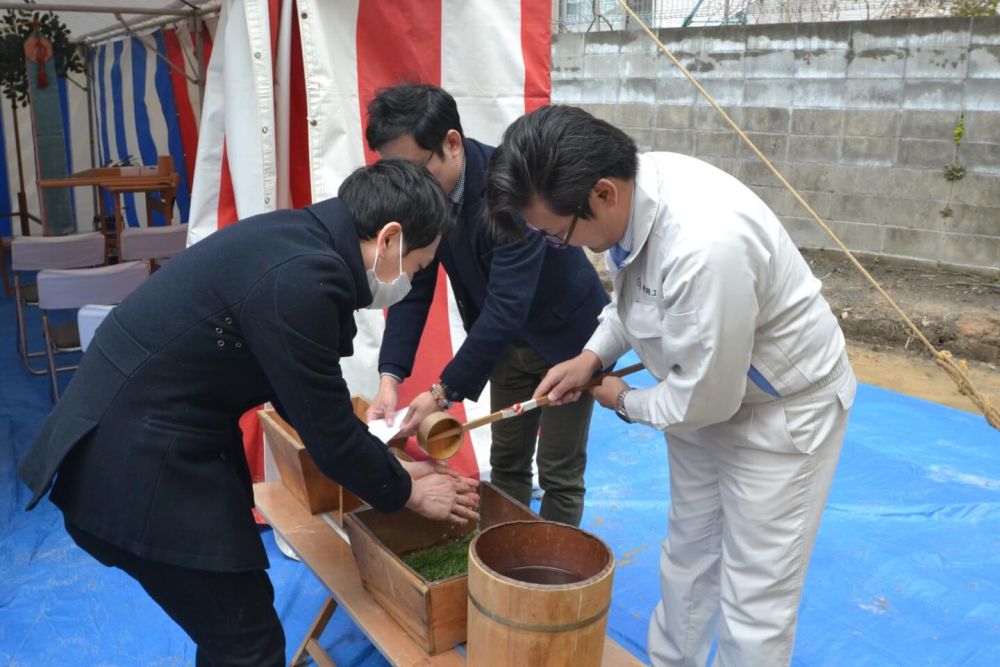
[64,519,285,667]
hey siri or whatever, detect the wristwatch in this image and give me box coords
[615,386,633,424]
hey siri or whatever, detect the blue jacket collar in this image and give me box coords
[458,137,488,219]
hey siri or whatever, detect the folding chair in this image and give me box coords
[36,261,149,402]
[119,223,188,272]
[11,232,105,375]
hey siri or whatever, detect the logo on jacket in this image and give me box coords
[636,276,658,297]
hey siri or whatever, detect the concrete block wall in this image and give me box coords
[552,17,1000,274]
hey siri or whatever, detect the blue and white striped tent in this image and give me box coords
[0,1,214,237]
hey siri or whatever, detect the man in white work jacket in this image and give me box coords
[487,105,856,666]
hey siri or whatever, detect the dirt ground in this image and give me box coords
[805,249,1000,366]
[846,341,999,415]
[808,249,1000,416]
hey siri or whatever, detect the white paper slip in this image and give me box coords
[366,406,408,443]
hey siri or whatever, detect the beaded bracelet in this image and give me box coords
[429,382,451,410]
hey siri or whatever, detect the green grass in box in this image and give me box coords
[402,532,475,581]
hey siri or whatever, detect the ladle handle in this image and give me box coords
[578,361,645,390]
[426,362,645,443]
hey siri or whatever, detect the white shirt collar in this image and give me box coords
[618,189,637,253]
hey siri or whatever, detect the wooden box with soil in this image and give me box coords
[258,396,374,522]
[343,482,541,654]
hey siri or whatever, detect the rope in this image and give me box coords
[615,0,1000,431]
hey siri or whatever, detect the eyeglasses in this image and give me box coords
[561,203,583,247]
[526,200,584,249]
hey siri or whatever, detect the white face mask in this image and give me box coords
[365,231,412,309]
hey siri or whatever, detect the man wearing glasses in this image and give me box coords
[363,85,608,527]
[488,105,855,666]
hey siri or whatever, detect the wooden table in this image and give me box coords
[38,157,179,260]
[253,482,645,667]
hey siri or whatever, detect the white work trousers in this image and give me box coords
[648,359,855,667]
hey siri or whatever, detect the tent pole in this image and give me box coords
[111,13,199,84]
[84,44,99,221]
[10,97,30,237]
[194,11,205,116]
[0,3,189,16]
[78,6,219,47]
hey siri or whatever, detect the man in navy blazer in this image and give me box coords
[364,85,609,527]
[17,161,479,666]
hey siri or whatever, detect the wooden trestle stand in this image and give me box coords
[253,483,643,666]
[254,402,643,666]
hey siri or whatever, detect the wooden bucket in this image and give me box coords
[467,521,615,666]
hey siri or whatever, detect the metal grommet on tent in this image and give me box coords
[215,327,223,334]
[310,119,317,126]
[254,51,261,59]
[217,340,225,348]
[262,126,268,134]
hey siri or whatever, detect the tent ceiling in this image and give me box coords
[0,1,218,44]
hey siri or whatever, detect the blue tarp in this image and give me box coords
[2,285,998,664]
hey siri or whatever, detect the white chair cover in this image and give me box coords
[119,224,189,262]
[37,261,149,310]
[11,232,105,271]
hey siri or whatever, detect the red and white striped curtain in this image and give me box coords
[188,0,552,480]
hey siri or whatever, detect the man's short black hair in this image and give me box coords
[338,159,452,252]
[487,105,637,237]
[365,84,464,155]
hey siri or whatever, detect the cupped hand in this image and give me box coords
[404,465,480,525]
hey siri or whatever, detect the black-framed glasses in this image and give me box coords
[560,203,583,247]
[526,200,584,249]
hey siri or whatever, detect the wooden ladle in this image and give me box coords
[417,362,645,460]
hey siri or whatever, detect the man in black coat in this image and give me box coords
[363,85,609,527]
[17,160,479,666]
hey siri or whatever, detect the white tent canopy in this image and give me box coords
[0,1,219,45]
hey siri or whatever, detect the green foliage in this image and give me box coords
[0,1,84,108]
[953,114,965,148]
[402,533,474,581]
[890,0,999,17]
[944,161,967,182]
[948,0,1000,15]
[944,115,968,184]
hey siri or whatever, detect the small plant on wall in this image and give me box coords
[940,114,966,219]
[0,0,84,108]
